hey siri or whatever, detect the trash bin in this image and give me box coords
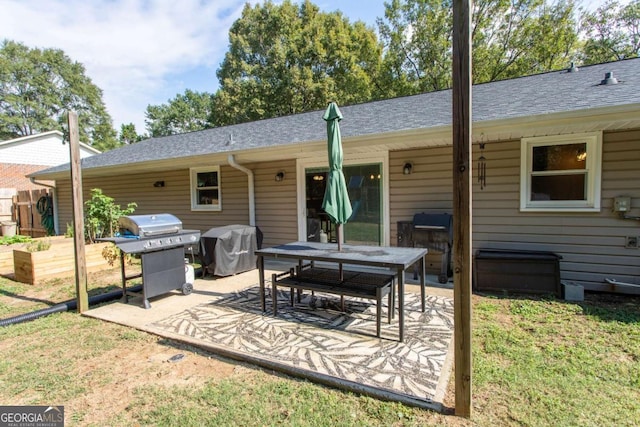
[1,221,16,237]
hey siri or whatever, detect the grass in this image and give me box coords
[0,271,638,426]
[473,295,640,427]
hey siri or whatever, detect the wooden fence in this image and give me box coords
[0,188,15,225]
[12,189,51,237]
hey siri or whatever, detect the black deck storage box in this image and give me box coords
[474,249,562,296]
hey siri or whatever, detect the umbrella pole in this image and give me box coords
[337,223,344,281]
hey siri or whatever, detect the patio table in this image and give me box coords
[256,241,428,342]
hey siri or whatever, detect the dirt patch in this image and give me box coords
[66,339,241,425]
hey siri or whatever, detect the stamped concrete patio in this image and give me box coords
[84,261,455,411]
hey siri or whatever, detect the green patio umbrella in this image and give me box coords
[322,102,352,251]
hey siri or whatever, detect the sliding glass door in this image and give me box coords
[304,162,383,246]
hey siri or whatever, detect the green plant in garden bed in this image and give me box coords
[25,238,51,252]
[0,235,31,245]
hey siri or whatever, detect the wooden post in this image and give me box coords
[452,0,473,418]
[68,111,89,313]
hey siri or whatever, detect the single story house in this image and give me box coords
[31,58,640,294]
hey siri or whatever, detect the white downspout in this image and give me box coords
[227,154,256,226]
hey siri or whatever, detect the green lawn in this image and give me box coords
[0,273,638,426]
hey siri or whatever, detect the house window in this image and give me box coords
[190,166,221,211]
[520,132,602,212]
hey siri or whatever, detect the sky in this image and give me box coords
[0,0,612,135]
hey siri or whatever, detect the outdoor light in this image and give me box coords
[275,171,285,182]
[403,162,413,175]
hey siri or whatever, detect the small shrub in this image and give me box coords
[102,243,121,266]
[64,223,74,238]
[84,188,137,243]
[25,238,51,252]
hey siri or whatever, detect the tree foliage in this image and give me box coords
[580,0,640,64]
[143,0,637,137]
[145,89,214,137]
[119,123,145,144]
[211,0,383,126]
[84,188,137,243]
[377,0,579,95]
[0,39,119,149]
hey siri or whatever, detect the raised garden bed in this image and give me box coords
[10,238,115,285]
[0,236,67,277]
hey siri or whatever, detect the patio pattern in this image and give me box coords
[150,286,454,404]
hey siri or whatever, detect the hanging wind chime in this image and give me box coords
[478,142,487,190]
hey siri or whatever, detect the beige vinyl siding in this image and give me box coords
[389,146,454,273]
[55,159,298,248]
[55,166,250,233]
[254,159,298,247]
[390,129,640,293]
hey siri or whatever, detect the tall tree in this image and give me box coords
[377,0,580,95]
[145,89,214,137]
[119,123,145,144]
[0,39,118,149]
[377,0,453,96]
[212,0,384,126]
[581,0,640,64]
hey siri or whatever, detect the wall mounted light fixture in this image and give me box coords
[153,180,165,187]
[403,162,413,175]
[275,171,285,182]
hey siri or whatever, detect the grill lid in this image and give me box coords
[412,213,452,230]
[119,213,182,237]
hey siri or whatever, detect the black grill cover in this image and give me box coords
[200,225,261,277]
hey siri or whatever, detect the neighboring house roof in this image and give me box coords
[33,58,640,179]
[0,130,101,167]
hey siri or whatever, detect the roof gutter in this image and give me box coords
[29,176,56,189]
[227,154,256,226]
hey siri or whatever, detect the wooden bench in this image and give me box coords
[271,265,395,338]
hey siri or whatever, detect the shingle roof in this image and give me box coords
[36,58,640,176]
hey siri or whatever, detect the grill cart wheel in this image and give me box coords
[181,283,193,295]
[438,274,448,284]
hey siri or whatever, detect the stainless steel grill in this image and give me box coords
[104,214,201,309]
[397,213,452,284]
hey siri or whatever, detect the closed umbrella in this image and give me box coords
[322,102,352,251]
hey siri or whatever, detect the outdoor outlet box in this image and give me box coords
[613,196,631,212]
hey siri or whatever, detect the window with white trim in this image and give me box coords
[520,132,602,212]
[190,166,221,211]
